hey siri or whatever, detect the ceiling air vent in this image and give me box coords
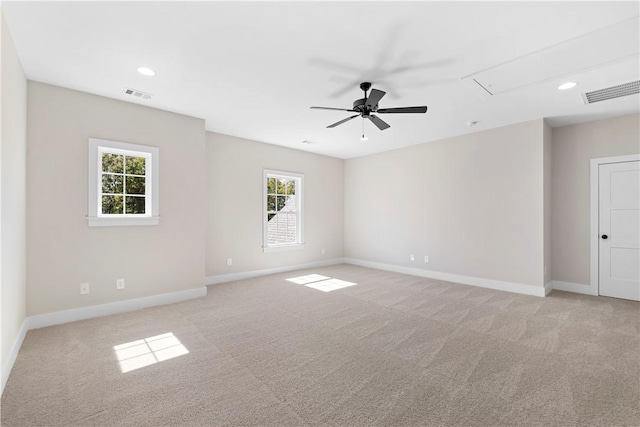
[582,80,639,104]
[124,87,153,100]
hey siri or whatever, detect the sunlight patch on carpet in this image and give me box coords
[287,274,357,292]
[113,332,189,373]
[305,278,357,292]
[286,274,331,284]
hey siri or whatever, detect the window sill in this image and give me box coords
[263,243,305,253]
[87,216,160,227]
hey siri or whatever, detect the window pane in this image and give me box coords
[267,214,278,245]
[102,195,123,214]
[267,195,276,212]
[277,178,287,195]
[267,177,276,195]
[267,213,276,221]
[102,153,124,173]
[267,211,297,245]
[125,176,146,195]
[281,195,296,212]
[284,213,297,243]
[286,180,296,195]
[102,174,123,194]
[125,156,146,175]
[279,212,297,244]
[125,196,145,214]
[276,195,287,212]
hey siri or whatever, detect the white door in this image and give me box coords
[599,160,640,301]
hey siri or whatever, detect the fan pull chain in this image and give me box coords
[361,118,368,141]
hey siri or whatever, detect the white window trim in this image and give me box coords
[87,138,160,227]
[263,169,304,253]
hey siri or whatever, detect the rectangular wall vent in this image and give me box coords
[124,87,153,100]
[582,80,640,104]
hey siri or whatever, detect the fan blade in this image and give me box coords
[365,89,386,109]
[311,106,356,112]
[327,115,360,128]
[368,115,390,130]
[377,106,428,114]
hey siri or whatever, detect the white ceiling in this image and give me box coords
[3,1,639,159]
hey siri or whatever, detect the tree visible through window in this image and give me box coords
[101,153,147,215]
[264,170,303,250]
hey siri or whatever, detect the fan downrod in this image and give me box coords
[353,82,373,113]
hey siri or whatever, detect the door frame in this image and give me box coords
[590,154,640,296]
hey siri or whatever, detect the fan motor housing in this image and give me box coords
[353,98,374,113]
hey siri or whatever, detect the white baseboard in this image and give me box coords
[27,286,208,330]
[205,257,345,285]
[1,319,29,396]
[545,281,553,296]
[549,280,597,296]
[344,258,548,297]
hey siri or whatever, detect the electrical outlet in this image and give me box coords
[226,258,233,266]
[424,256,429,263]
[410,254,415,262]
[116,278,125,290]
[80,283,90,295]
[321,248,326,255]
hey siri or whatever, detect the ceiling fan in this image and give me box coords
[310,82,428,131]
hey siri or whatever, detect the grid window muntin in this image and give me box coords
[263,170,303,251]
[98,147,152,217]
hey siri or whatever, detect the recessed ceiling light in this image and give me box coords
[466,121,479,127]
[137,67,156,77]
[558,81,577,90]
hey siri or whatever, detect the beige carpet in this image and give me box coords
[2,264,639,426]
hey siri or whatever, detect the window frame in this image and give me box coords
[87,138,160,227]
[263,169,304,253]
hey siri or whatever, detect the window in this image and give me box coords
[87,138,159,226]
[263,169,304,252]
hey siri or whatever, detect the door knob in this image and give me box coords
[601,234,608,239]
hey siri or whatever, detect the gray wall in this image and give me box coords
[1,12,28,391]
[344,119,545,288]
[205,132,344,277]
[551,113,640,286]
[27,82,207,315]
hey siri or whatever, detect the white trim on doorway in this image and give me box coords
[551,280,597,296]
[589,154,640,297]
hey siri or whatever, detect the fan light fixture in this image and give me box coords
[137,67,156,77]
